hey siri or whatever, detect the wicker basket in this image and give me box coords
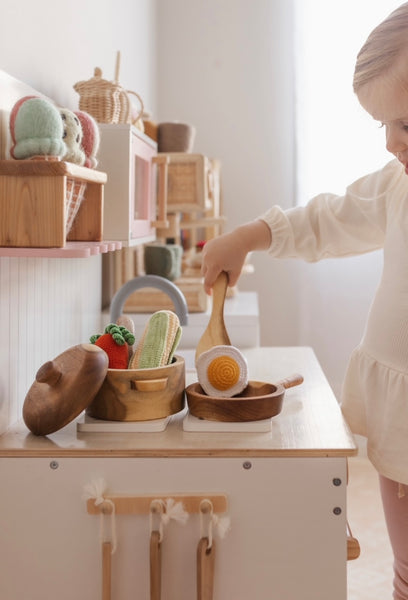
[74,67,121,124]
[65,178,87,233]
[73,53,144,126]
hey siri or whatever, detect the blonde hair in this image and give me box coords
[354,2,408,93]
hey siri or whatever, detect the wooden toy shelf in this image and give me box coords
[0,159,108,251]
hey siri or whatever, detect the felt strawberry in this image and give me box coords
[90,324,135,369]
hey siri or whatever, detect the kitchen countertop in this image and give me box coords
[0,347,357,458]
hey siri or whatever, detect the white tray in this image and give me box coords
[182,411,273,432]
[77,414,171,433]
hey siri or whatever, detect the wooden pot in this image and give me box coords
[86,355,185,421]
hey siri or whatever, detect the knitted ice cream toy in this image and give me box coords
[75,110,100,168]
[9,96,66,159]
[129,310,182,369]
[196,345,249,398]
[59,108,85,165]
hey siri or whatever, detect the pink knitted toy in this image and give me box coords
[74,110,100,168]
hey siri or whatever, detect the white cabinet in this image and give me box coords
[0,455,347,600]
[0,347,357,599]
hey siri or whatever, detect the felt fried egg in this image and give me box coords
[196,345,249,398]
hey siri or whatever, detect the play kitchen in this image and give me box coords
[0,71,357,600]
[0,272,358,600]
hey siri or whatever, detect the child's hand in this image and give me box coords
[201,220,272,294]
[201,231,248,294]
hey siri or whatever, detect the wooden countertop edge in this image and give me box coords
[0,447,358,458]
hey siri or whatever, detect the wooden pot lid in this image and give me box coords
[23,343,109,436]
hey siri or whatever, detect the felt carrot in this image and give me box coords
[90,324,135,369]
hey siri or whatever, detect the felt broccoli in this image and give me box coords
[90,324,135,369]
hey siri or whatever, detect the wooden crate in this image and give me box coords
[164,153,213,212]
[0,159,106,247]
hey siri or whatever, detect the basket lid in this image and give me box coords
[73,67,122,95]
[23,343,109,436]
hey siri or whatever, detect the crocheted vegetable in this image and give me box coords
[90,324,135,369]
[9,96,66,159]
[129,310,182,369]
[75,110,100,168]
[59,108,85,165]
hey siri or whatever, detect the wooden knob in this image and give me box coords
[36,361,62,385]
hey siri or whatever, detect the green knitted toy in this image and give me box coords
[9,96,66,159]
[129,310,182,369]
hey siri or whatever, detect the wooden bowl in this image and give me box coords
[86,355,185,421]
[186,374,303,422]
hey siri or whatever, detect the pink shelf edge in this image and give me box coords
[0,240,122,258]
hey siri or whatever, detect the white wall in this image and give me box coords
[156,0,382,399]
[0,0,383,400]
[0,1,159,431]
[0,0,157,114]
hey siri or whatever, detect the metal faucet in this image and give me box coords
[110,274,189,326]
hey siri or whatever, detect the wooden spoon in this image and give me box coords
[150,530,161,600]
[195,271,231,363]
[197,537,215,600]
[102,541,112,600]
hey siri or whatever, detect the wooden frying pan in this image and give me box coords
[185,374,304,422]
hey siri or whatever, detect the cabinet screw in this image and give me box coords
[333,478,342,486]
[333,506,342,515]
[49,460,59,470]
[243,461,252,470]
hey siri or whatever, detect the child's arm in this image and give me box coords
[201,219,272,294]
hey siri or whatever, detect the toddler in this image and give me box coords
[201,4,408,598]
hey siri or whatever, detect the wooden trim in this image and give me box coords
[0,447,358,458]
[87,493,228,515]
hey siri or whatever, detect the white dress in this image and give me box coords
[261,159,408,484]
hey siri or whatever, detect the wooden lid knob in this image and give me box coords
[36,361,61,385]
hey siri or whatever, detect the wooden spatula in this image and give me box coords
[197,537,215,600]
[195,271,231,363]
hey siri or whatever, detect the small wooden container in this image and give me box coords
[86,355,185,421]
[0,159,106,247]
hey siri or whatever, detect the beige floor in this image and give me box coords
[347,456,394,599]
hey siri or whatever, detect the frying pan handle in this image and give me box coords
[278,373,303,389]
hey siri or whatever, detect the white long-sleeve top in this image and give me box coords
[261,159,408,484]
